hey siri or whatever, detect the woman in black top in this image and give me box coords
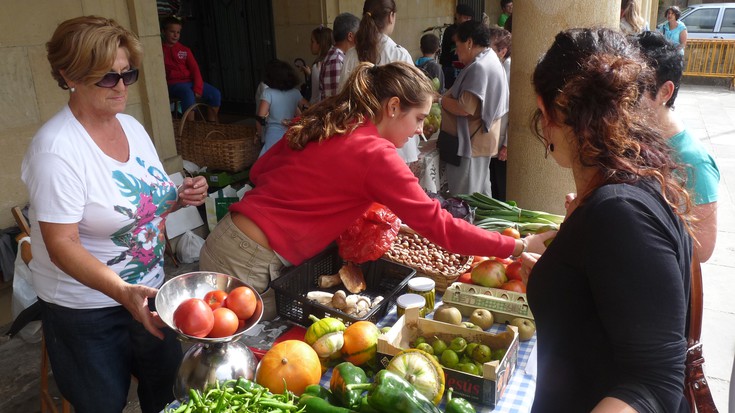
[526,28,692,412]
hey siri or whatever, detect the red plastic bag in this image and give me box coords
[337,203,401,263]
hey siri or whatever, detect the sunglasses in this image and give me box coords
[95,68,139,88]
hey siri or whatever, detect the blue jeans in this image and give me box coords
[39,299,182,413]
[168,81,222,112]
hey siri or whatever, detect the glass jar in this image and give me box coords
[396,293,426,318]
[407,277,436,315]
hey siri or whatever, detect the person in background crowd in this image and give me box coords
[440,4,474,89]
[620,0,648,35]
[299,25,333,105]
[415,33,445,94]
[498,0,513,27]
[255,59,309,157]
[524,27,692,412]
[320,12,360,99]
[633,31,719,262]
[488,27,512,201]
[199,61,554,321]
[161,16,221,122]
[294,58,311,101]
[339,0,419,164]
[439,21,508,197]
[22,15,208,413]
[659,6,687,54]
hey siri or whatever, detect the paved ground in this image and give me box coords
[0,81,733,412]
[676,82,735,411]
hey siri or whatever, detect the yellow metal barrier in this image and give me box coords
[684,39,735,89]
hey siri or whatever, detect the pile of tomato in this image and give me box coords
[173,286,257,338]
[457,255,526,293]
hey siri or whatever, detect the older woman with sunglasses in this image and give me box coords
[21,16,208,413]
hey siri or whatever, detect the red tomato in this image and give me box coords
[203,290,228,310]
[225,286,257,321]
[505,261,523,282]
[173,298,214,337]
[458,272,474,284]
[500,279,526,293]
[502,227,521,239]
[208,307,240,338]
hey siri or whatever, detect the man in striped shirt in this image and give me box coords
[320,13,360,99]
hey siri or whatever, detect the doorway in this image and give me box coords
[177,0,276,115]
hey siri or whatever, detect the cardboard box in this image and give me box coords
[442,282,534,324]
[377,306,520,408]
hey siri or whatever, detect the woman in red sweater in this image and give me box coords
[199,61,553,320]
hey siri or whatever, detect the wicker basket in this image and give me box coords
[383,231,473,292]
[173,104,260,173]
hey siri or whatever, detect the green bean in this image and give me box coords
[170,379,301,413]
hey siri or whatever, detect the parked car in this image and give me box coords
[658,3,735,39]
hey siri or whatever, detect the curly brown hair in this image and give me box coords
[532,28,691,223]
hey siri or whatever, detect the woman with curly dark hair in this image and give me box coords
[524,28,692,412]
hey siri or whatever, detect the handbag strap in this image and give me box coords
[684,248,719,413]
[688,249,703,346]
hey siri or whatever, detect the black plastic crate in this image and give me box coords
[271,244,415,327]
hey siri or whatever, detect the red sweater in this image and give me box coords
[230,122,515,265]
[162,42,204,95]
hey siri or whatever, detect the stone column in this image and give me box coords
[505,1,618,215]
[128,0,183,173]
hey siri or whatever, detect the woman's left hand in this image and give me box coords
[177,176,208,207]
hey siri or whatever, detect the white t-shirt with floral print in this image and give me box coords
[22,105,176,308]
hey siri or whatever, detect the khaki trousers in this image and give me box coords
[199,213,283,320]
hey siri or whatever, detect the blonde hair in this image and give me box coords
[621,0,646,34]
[47,15,143,89]
[286,61,436,150]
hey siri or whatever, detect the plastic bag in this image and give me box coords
[337,203,401,263]
[11,236,42,343]
[176,230,205,264]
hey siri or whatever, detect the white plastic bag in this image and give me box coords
[176,230,205,264]
[11,236,42,343]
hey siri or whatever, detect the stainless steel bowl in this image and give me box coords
[156,271,264,343]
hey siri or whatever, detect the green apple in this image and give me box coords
[510,318,536,341]
[433,304,463,325]
[469,308,494,330]
[431,77,441,92]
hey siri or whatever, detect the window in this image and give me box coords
[721,8,735,34]
[682,8,719,33]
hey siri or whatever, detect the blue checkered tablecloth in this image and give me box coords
[164,297,536,413]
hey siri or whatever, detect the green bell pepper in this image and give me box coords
[330,362,369,410]
[303,384,336,404]
[445,387,477,413]
[298,394,358,413]
[348,370,441,413]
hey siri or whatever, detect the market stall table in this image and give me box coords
[163,297,537,413]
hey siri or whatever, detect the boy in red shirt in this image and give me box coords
[161,16,221,122]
